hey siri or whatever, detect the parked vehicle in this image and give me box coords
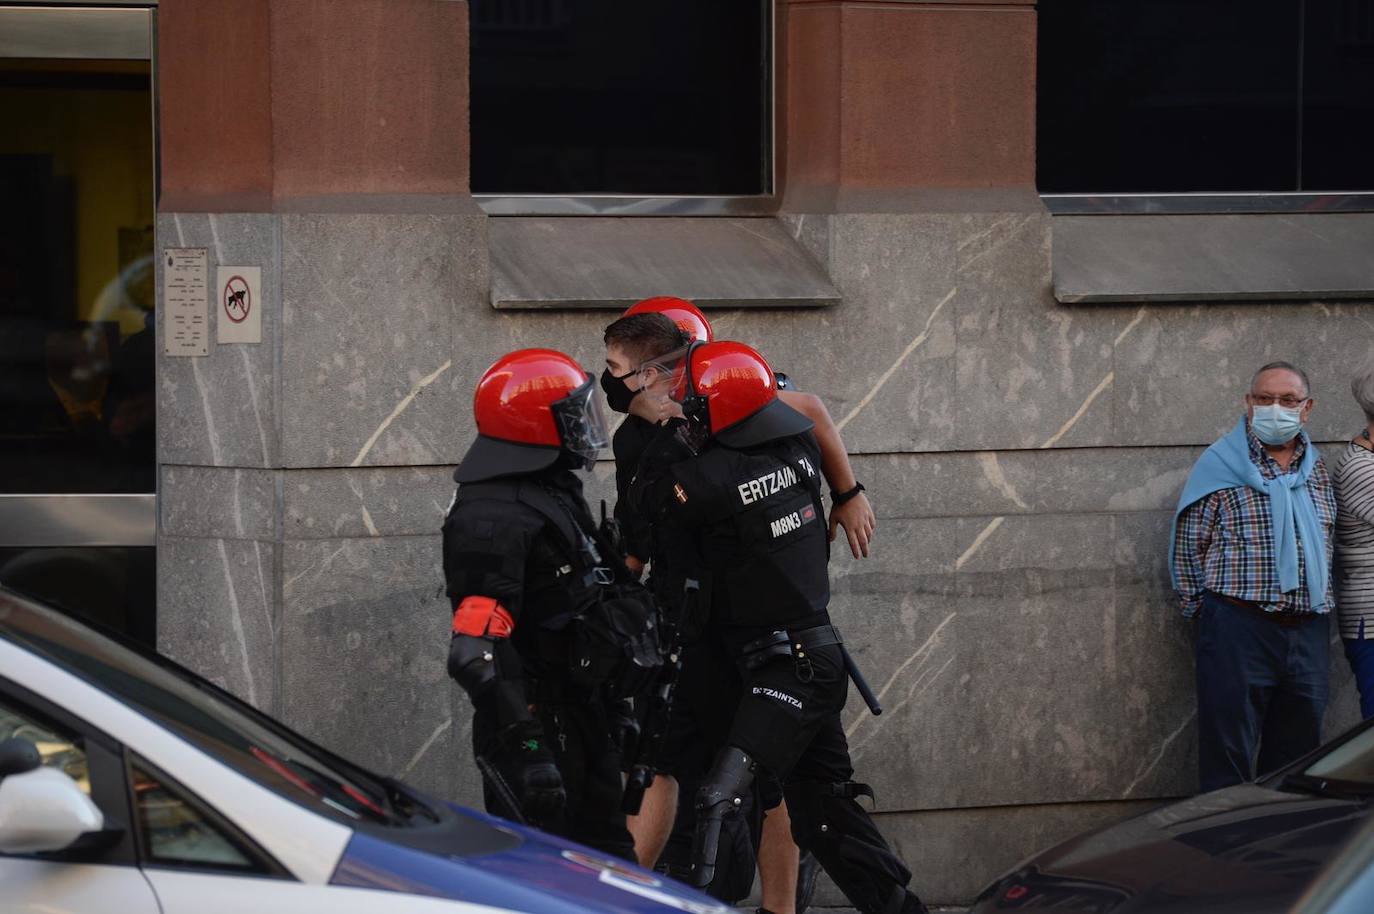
[972,717,1374,914]
[0,587,726,914]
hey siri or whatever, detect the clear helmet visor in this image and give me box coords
[636,344,694,404]
[551,376,610,462]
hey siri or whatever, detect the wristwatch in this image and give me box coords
[831,482,865,506]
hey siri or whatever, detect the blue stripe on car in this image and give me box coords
[331,804,729,914]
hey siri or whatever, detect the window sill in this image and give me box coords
[488,216,839,310]
[1052,213,1374,304]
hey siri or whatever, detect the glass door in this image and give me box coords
[0,5,156,645]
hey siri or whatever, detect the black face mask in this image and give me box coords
[600,368,641,414]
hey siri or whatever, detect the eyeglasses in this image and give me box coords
[1249,394,1309,408]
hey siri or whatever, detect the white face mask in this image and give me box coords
[1251,403,1304,445]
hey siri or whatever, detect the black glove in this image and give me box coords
[493,720,566,825]
[609,698,641,765]
[641,419,699,466]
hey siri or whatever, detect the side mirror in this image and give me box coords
[0,737,104,854]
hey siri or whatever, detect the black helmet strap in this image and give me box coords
[681,340,709,429]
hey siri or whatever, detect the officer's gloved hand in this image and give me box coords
[610,698,641,764]
[641,418,698,465]
[495,720,566,825]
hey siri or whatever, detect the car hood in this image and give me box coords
[332,802,730,914]
[974,784,1372,914]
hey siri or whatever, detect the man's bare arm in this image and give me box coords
[778,390,875,559]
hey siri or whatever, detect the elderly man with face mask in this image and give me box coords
[1171,361,1337,792]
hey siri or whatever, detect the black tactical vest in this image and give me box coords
[447,473,659,694]
[671,433,830,628]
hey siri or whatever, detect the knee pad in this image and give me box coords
[689,747,757,887]
[694,747,758,820]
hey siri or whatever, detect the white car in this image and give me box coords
[0,587,728,914]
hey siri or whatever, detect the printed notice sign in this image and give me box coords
[163,248,209,357]
[217,266,262,344]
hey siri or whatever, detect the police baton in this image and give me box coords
[840,644,882,716]
[475,755,528,826]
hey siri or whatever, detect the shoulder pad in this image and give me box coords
[446,493,546,540]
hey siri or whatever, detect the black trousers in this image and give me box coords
[654,635,773,902]
[727,639,916,914]
[472,693,636,861]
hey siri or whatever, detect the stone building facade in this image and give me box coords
[149,0,1371,903]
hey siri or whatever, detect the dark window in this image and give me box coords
[469,0,771,195]
[1038,0,1374,194]
[0,59,156,492]
[1303,1,1374,189]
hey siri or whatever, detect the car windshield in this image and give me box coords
[0,591,416,827]
[1301,721,1374,789]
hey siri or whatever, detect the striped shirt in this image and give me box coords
[1333,437,1374,638]
[1173,429,1337,617]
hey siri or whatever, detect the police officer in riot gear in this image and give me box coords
[630,341,927,914]
[443,348,659,860]
[607,300,874,913]
[606,308,779,905]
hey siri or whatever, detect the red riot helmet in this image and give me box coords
[454,348,609,483]
[624,296,714,343]
[670,341,813,448]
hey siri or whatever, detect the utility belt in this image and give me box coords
[737,621,885,717]
[740,623,844,683]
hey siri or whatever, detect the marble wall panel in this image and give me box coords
[853,446,1198,521]
[951,212,1121,451]
[156,213,280,468]
[711,218,1372,458]
[1110,511,1201,799]
[698,211,1115,456]
[205,209,1066,465]
[283,466,455,539]
[709,213,961,454]
[157,535,278,713]
[279,213,486,468]
[831,512,1205,810]
[278,535,460,800]
[161,465,276,540]
[1112,301,1374,448]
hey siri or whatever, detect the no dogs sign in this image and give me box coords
[217,266,262,343]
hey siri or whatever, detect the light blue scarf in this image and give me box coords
[1169,416,1329,610]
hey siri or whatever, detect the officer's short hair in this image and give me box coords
[604,313,691,364]
[1252,360,1311,399]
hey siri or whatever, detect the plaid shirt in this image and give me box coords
[1172,428,1337,617]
